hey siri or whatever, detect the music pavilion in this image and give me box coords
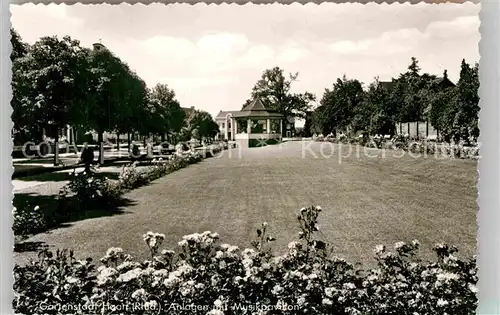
[215,99,284,148]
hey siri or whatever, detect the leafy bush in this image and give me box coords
[118,162,150,190]
[13,206,477,315]
[58,170,117,208]
[314,135,479,160]
[12,205,46,239]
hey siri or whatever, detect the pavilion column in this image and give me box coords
[266,119,270,134]
[225,118,228,140]
[232,118,236,140]
[280,119,283,137]
[247,119,251,134]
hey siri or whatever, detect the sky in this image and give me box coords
[10,2,480,126]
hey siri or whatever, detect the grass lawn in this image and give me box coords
[13,141,477,267]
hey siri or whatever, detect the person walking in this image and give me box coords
[80,142,95,174]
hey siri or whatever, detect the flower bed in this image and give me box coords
[13,206,477,315]
[313,134,479,160]
[13,150,210,239]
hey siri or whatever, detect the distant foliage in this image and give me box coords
[312,57,479,144]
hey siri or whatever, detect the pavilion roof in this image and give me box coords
[217,99,284,119]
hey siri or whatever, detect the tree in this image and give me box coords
[452,60,480,143]
[11,28,35,145]
[86,44,147,161]
[10,28,28,61]
[187,110,219,140]
[149,83,186,142]
[313,76,364,136]
[16,35,90,164]
[302,111,313,137]
[247,67,315,135]
[352,78,395,136]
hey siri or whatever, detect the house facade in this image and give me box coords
[215,99,284,147]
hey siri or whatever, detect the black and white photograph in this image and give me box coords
[10,1,481,314]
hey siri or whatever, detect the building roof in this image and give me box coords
[216,99,284,119]
[241,98,268,111]
[433,76,455,87]
[216,111,241,119]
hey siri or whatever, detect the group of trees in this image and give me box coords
[242,67,316,134]
[11,29,219,162]
[310,57,480,143]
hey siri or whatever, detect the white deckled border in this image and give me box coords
[0,1,494,315]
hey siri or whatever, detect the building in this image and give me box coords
[215,99,284,148]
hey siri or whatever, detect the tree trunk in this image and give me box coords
[98,131,104,165]
[53,129,59,166]
[407,123,410,135]
[426,121,429,138]
[116,133,120,151]
[127,132,131,152]
[161,133,166,143]
[416,121,419,137]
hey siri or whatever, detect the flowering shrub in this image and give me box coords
[13,206,477,315]
[58,170,117,209]
[12,205,46,239]
[315,135,479,160]
[118,162,150,190]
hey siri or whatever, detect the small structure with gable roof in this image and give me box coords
[215,98,284,147]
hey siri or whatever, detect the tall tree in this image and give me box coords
[247,67,315,135]
[18,35,89,164]
[187,110,219,140]
[453,60,480,143]
[314,76,364,136]
[352,78,395,136]
[10,28,34,145]
[86,44,146,161]
[149,83,186,142]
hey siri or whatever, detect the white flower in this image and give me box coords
[178,240,188,247]
[34,205,40,211]
[97,267,118,286]
[271,284,284,295]
[116,268,141,283]
[242,258,253,269]
[131,288,146,299]
[65,276,79,284]
[164,275,180,288]
[215,251,224,259]
[374,244,385,254]
[325,287,335,298]
[322,298,333,305]
[394,241,406,250]
[214,299,223,307]
[436,272,460,282]
[296,295,306,306]
[436,298,449,307]
[288,241,301,250]
[468,283,478,293]
[343,283,356,290]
